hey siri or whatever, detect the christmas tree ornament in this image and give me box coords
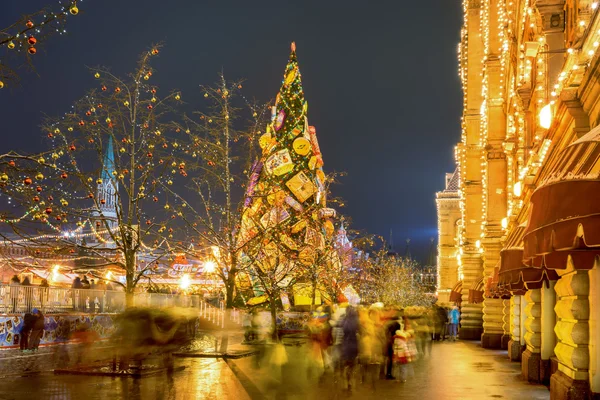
[28,47,37,54]
[69,5,79,15]
[28,37,37,45]
[274,109,286,131]
[7,41,15,50]
[0,81,4,89]
[24,178,33,185]
[36,173,44,180]
[94,72,100,78]
[292,137,311,156]
[26,20,34,28]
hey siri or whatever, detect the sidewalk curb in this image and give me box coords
[225,357,266,400]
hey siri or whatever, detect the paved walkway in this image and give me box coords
[0,338,550,399]
[230,340,550,400]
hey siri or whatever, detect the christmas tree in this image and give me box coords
[238,43,337,319]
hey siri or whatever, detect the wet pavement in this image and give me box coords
[0,339,549,399]
[0,357,250,400]
[231,339,550,400]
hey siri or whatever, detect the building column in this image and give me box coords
[502,298,511,349]
[522,288,542,382]
[508,294,523,361]
[482,242,505,349]
[460,253,484,340]
[541,281,557,385]
[589,261,600,396]
[551,265,591,399]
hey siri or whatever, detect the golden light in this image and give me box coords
[204,260,216,273]
[513,181,522,197]
[211,246,220,259]
[105,271,113,280]
[180,273,191,290]
[475,240,481,249]
[501,217,508,229]
[52,265,60,281]
[539,104,553,129]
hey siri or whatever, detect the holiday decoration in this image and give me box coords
[237,43,335,323]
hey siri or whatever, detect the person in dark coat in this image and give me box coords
[28,308,45,351]
[341,306,360,392]
[20,312,36,351]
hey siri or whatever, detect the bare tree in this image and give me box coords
[0,46,196,306]
[1,0,83,89]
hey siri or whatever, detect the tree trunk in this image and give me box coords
[225,273,236,309]
[269,295,278,341]
[311,276,317,310]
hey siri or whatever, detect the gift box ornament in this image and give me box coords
[308,126,324,167]
[267,186,287,206]
[244,161,263,207]
[323,219,335,238]
[260,206,290,228]
[318,208,336,219]
[274,109,286,131]
[279,233,298,250]
[291,219,307,234]
[286,171,317,202]
[285,195,304,212]
[266,149,294,176]
[305,227,324,248]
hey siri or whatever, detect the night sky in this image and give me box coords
[1,0,463,263]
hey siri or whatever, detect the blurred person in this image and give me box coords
[39,279,49,312]
[436,305,449,341]
[243,311,253,342]
[341,306,360,393]
[392,327,417,383]
[28,308,45,351]
[71,323,100,366]
[330,306,346,373]
[10,275,20,313]
[20,310,36,352]
[358,308,386,390]
[415,310,433,358]
[385,310,402,379]
[448,305,460,341]
[306,307,332,381]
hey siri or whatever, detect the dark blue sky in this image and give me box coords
[1,0,463,262]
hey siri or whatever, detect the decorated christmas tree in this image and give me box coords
[238,43,336,319]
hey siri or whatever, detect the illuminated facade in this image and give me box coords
[436,170,461,303]
[439,1,600,397]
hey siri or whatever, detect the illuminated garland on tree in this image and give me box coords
[0,0,85,89]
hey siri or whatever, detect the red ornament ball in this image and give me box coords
[28,47,36,55]
[23,178,33,185]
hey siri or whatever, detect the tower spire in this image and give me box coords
[101,136,115,182]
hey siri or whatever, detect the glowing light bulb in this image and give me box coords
[539,104,553,129]
[513,181,522,197]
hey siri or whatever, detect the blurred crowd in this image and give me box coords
[244,303,461,395]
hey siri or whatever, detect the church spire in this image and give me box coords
[101,136,116,182]
[427,237,437,266]
[404,238,412,260]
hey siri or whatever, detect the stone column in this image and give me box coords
[480,0,508,349]
[502,298,511,349]
[508,294,522,361]
[541,281,557,385]
[589,262,600,395]
[522,289,542,382]
[551,266,591,399]
[460,252,484,340]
